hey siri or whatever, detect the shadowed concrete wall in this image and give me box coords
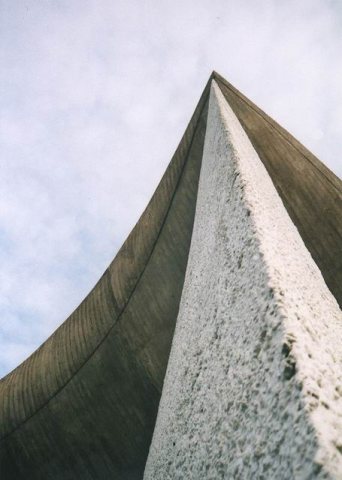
[0,73,341,479]
[0,79,210,480]
[145,82,342,479]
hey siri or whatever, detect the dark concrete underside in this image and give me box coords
[0,72,341,480]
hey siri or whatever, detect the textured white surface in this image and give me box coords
[144,81,342,479]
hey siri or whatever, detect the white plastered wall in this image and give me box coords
[144,81,342,479]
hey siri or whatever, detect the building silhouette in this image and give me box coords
[0,72,341,479]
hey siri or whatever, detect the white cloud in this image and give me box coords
[0,0,341,376]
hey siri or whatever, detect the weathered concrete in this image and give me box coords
[0,72,341,479]
[144,82,342,479]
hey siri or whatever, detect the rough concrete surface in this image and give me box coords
[214,72,342,307]
[144,82,342,479]
[1,72,341,479]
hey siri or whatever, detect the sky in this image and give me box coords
[0,0,341,377]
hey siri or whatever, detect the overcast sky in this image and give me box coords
[0,0,341,377]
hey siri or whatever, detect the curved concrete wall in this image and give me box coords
[0,79,210,480]
[145,82,342,479]
[1,72,341,479]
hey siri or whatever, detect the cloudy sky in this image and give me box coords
[0,0,341,377]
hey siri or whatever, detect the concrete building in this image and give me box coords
[0,72,341,479]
